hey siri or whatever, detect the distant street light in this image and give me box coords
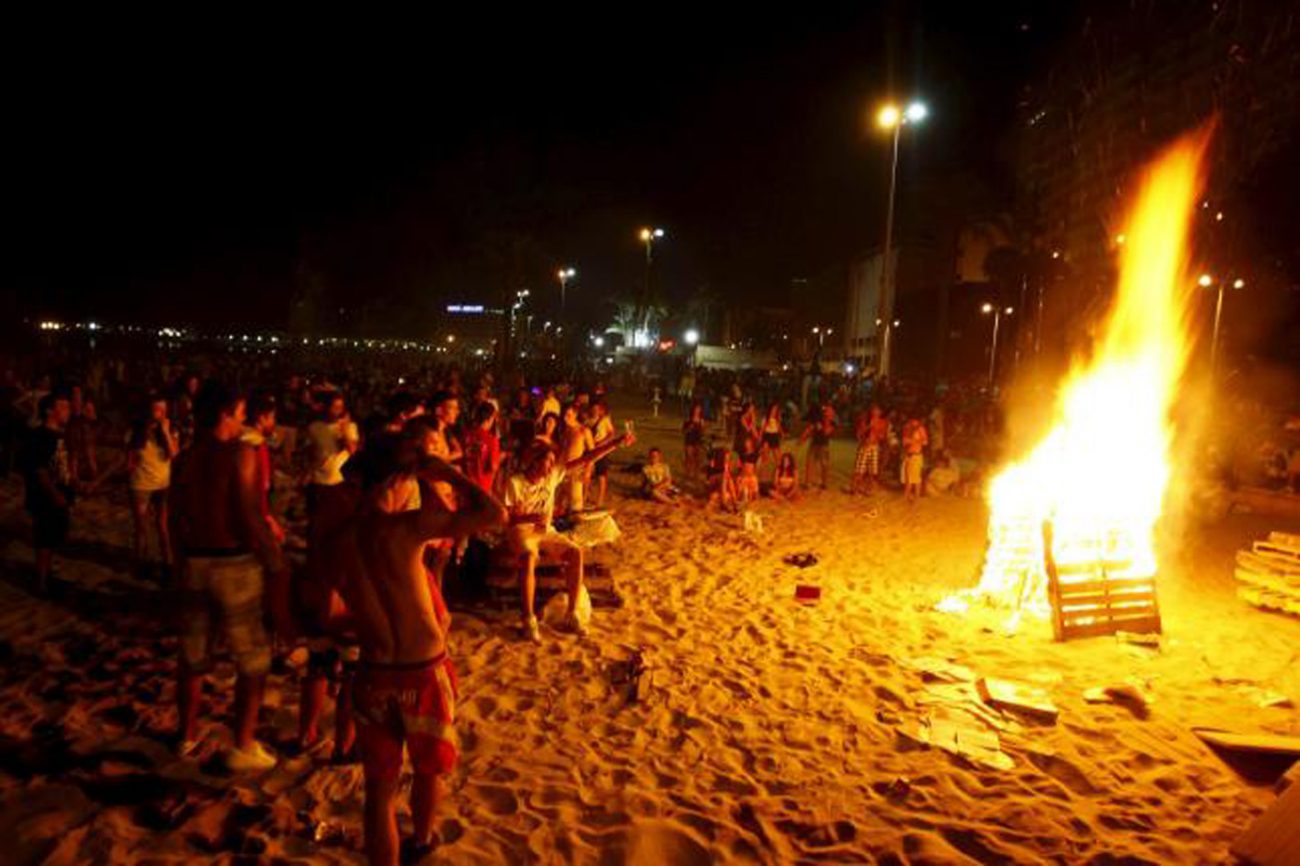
[684,328,700,345]
[557,267,576,314]
[873,98,927,378]
[982,303,1013,388]
[638,227,666,342]
[1200,274,1245,377]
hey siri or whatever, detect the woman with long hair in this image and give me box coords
[759,402,783,479]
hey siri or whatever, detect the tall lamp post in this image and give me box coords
[981,303,1013,388]
[638,227,666,342]
[874,99,927,378]
[557,267,576,315]
[1199,273,1244,377]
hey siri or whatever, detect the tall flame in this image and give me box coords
[956,129,1210,624]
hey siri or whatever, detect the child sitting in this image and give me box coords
[642,447,680,505]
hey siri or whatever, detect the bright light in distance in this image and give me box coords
[446,335,455,343]
[1198,274,1214,287]
[593,336,605,348]
[981,303,994,313]
[1232,278,1245,289]
[639,228,651,241]
[877,104,900,128]
[844,363,856,374]
[1115,233,1127,245]
[684,328,699,345]
[1004,307,1014,315]
[905,101,928,122]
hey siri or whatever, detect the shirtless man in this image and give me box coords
[169,381,291,771]
[560,404,594,512]
[323,453,505,866]
[506,429,634,642]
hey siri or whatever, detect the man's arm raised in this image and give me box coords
[563,430,635,473]
[412,454,507,539]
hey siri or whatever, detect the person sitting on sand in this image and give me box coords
[324,452,506,866]
[705,445,738,513]
[770,451,802,502]
[925,450,960,497]
[642,447,680,505]
[169,381,292,771]
[505,430,634,642]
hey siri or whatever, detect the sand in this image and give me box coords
[2,407,1299,865]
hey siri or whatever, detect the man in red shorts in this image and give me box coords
[324,451,505,866]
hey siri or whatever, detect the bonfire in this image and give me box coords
[943,129,1211,637]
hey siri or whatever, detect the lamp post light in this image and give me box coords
[1200,274,1244,377]
[874,318,900,375]
[874,99,927,378]
[637,227,666,341]
[557,267,576,314]
[981,303,1013,388]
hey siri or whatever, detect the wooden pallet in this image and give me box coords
[1043,524,1161,641]
[1235,533,1300,619]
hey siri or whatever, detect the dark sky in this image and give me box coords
[9,4,1069,333]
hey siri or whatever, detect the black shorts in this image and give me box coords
[31,505,70,550]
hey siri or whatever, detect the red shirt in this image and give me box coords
[462,427,500,493]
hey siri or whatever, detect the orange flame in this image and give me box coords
[947,129,1211,627]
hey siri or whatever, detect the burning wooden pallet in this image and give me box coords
[1043,522,1162,641]
[1235,532,1300,618]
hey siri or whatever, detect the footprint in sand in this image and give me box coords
[605,822,714,866]
[472,783,520,817]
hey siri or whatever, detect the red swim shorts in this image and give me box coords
[353,655,459,781]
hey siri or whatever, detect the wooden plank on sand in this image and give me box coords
[976,677,1059,721]
[1192,728,1300,758]
[1231,780,1300,866]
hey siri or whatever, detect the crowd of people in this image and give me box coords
[2,347,648,865]
[5,337,1293,866]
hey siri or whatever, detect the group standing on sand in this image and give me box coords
[13,358,962,865]
[671,394,951,511]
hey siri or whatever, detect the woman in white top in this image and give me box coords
[126,396,179,571]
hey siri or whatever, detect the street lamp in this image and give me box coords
[1200,274,1244,377]
[981,303,1013,388]
[684,328,700,345]
[638,227,666,340]
[557,267,576,314]
[873,98,927,378]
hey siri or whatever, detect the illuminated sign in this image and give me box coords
[446,304,485,314]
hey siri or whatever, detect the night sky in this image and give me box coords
[2,3,1198,335]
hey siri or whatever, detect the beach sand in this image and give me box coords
[2,406,1299,864]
